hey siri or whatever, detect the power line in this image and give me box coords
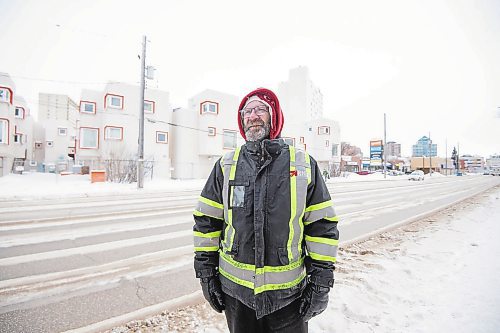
[0,73,135,86]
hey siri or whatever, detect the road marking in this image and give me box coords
[0,230,192,266]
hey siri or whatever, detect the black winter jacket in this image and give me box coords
[193,139,339,318]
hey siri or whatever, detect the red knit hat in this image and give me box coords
[238,88,284,140]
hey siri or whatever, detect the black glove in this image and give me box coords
[299,276,333,322]
[200,275,225,313]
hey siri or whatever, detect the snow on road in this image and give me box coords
[103,186,500,333]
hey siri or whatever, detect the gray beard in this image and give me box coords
[245,122,271,142]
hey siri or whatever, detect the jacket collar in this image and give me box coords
[245,138,285,155]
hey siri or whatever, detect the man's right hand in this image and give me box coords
[200,275,225,313]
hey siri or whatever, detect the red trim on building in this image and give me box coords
[208,127,216,136]
[200,100,219,115]
[0,86,13,104]
[144,100,155,114]
[104,93,124,110]
[79,126,100,149]
[0,118,10,145]
[156,131,168,144]
[79,100,97,114]
[104,125,124,140]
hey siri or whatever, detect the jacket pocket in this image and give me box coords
[228,180,250,209]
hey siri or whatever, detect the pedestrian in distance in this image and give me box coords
[193,88,339,333]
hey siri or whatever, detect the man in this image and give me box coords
[193,88,339,332]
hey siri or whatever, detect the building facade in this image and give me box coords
[36,93,79,172]
[0,73,34,176]
[412,136,437,157]
[77,82,172,178]
[170,89,243,179]
[385,141,401,158]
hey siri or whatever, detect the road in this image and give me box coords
[0,175,498,333]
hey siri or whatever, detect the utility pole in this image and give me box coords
[429,132,432,176]
[383,113,387,179]
[445,138,448,176]
[138,35,146,189]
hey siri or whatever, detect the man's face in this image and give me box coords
[242,100,271,142]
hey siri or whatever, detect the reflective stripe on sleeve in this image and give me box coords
[303,200,336,224]
[305,235,338,262]
[193,230,221,252]
[194,196,224,220]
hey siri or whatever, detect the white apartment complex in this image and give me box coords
[78,82,172,178]
[0,73,34,176]
[34,93,79,172]
[170,89,244,179]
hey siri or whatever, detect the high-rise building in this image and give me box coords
[385,141,401,158]
[412,136,437,157]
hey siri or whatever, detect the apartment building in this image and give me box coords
[35,93,79,172]
[0,73,34,176]
[77,82,172,178]
[170,89,243,179]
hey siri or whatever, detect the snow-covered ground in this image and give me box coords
[104,186,500,333]
[0,171,453,199]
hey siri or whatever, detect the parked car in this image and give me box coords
[356,170,372,175]
[408,170,425,181]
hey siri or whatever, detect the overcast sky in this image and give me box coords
[1,0,499,157]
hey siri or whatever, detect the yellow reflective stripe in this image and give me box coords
[287,145,296,261]
[254,270,306,294]
[309,251,337,262]
[324,215,339,222]
[194,246,219,252]
[305,200,332,212]
[226,146,241,252]
[199,196,223,210]
[193,210,224,221]
[256,257,304,274]
[220,251,254,270]
[193,230,222,238]
[305,152,311,184]
[305,235,339,246]
[219,267,254,289]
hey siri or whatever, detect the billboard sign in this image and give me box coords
[370,140,383,166]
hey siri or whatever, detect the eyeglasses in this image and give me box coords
[240,106,269,118]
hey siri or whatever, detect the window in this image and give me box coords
[0,119,8,144]
[0,87,11,103]
[332,144,338,156]
[200,101,218,115]
[156,131,168,143]
[283,137,295,146]
[15,107,25,119]
[223,130,237,149]
[80,101,96,114]
[208,127,216,136]
[325,140,329,147]
[58,127,67,136]
[46,140,54,147]
[105,94,124,109]
[318,126,330,135]
[300,137,304,144]
[105,126,123,140]
[79,127,99,149]
[144,100,155,113]
[14,134,23,144]
[35,141,42,149]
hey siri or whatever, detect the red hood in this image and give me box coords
[237,88,284,140]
